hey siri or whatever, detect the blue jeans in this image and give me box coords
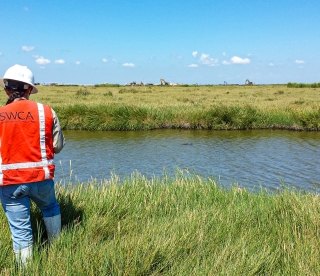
[0,179,60,251]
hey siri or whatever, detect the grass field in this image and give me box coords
[1,174,320,275]
[29,84,320,110]
[1,84,319,130]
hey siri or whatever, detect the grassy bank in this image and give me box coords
[1,84,319,130]
[55,104,320,131]
[1,175,320,275]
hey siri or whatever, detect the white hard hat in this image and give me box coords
[0,64,38,94]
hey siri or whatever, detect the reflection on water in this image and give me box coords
[55,129,320,192]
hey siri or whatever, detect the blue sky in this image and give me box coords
[1,0,320,85]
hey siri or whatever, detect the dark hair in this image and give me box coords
[4,79,30,105]
[5,90,28,105]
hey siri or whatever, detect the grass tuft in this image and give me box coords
[75,88,91,96]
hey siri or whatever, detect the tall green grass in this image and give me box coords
[55,104,320,131]
[1,174,320,275]
[287,82,320,88]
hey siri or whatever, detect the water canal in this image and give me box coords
[55,130,320,192]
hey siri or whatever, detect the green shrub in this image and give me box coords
[76,88,91,96]
[118,88,139,94]
[103,91,113,97]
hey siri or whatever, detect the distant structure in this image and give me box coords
[160,79,170,86]
[125,79,180,86]
[223,81,227,86]
[245,79,253,86]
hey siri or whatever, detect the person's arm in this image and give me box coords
[51,108,65,153]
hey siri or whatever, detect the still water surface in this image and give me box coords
[55,130,320,192]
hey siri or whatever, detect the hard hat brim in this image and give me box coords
[0,78,38,94]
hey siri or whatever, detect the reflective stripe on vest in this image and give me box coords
[0,160,54,170]
[0,141,2,185]
[0,103,52,185]
[37,103,50,179]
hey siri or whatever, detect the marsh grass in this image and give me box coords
[54,104,320,131]
[0,85,319,130]
[103,91,113,97]
[1,174,320,275]
[118,88,139,94]
[75,88,91,97]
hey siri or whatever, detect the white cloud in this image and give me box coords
[75,61,81,65]
[192,51,250,66]
[200,54,210,63]
[199,53,218,66]
[188,64,199,68]
[122,62,135,67]
[295,59,305,64]
[35,56,50,65]
[222,56,251,65]
[102,58,108,63]
[55,59,65,64]
[230,56,251,64]
[191,51,219,66]
[22,45,35,52]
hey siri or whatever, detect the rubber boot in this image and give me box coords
[43,214,61,241]
[14,245,33,266]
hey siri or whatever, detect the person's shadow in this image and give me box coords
[31,191,84,246]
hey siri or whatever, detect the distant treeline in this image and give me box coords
[287,82,320,88]
[94,83,121,87]
[38,83,122,87]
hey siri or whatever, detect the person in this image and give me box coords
[0,64,65,265]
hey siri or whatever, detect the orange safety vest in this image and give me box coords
[0,100,55,185]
